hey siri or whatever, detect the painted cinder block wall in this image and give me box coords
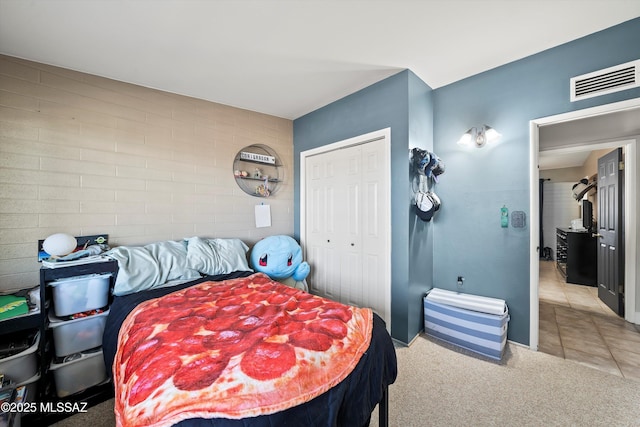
[0,55,294,292]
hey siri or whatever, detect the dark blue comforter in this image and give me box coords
[103,272,397,427]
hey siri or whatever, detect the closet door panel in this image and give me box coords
[340,250,363,307]
[362,252,384,315]
[344,145,362,247]
[340,145,363,305]
[305,152,339,299]
[308,245,342,300]
[360,138,390,324]
[303,131,390,329]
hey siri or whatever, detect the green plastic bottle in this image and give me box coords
[501,205,509,228]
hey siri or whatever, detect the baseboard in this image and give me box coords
[507,339,529,349]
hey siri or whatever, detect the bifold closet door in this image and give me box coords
[305,138,389,326]
[339,144,363,308]
[306,147,343,302]
[357,139,388,320]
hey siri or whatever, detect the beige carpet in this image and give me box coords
[53,335,640,427]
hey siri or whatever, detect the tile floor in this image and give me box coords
[538,260,640,381]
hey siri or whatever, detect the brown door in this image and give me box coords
[597,148,624,316]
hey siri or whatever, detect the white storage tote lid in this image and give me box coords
[425,288,507,316]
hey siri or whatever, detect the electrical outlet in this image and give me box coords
[457,276,464,286]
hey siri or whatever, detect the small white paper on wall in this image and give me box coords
[255,204,271,228]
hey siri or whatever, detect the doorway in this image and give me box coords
[539,142,627,313]
[536,142,640,379]
[529,98,640,352]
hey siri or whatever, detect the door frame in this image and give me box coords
[529,98,640,351]
[299,127,392,328]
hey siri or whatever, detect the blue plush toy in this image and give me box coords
[250,235,310,291]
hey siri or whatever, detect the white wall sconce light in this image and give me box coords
[457,125,502,148]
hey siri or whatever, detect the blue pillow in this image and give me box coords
[107,241,200,296]
[185,237,252,276]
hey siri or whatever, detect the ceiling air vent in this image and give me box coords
[570,59,640,102]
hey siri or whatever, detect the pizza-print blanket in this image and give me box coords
[113,273,373,427]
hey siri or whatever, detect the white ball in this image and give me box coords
[43,233,77,257]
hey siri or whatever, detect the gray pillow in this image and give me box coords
[108,240,200,296]
[185,237,252,275]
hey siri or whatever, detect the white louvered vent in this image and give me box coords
[570,59,640,102]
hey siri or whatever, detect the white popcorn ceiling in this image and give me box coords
[0,0,638,120]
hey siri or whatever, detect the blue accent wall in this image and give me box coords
[433,17,640,345]
[294,70,434,343]
[294,17,640,346]
[408,72,434,339]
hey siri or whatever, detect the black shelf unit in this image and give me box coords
[1,304,43,335]
[556,228,597,286]
[2,273,44,335]
[39,260,118,282]
[18,260,118,426]
[1,284,44,427]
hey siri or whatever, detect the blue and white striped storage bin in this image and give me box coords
[424,288,509,360]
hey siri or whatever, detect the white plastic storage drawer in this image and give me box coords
[0,332,39,383]
[16,372,40,404]
[48,309,109,357]
[8,377,38,427]
[49,349,107,398]
[49,273,111,317]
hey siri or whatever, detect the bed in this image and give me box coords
[102,238,397,427]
